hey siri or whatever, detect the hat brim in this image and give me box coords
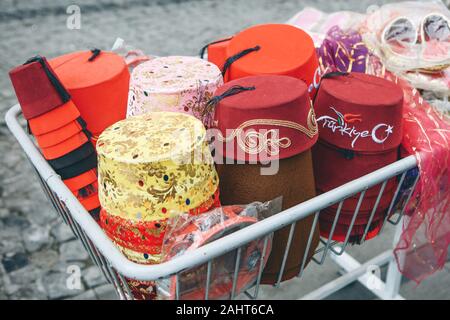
[28,100,80,135]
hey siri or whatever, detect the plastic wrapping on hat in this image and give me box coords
[28,100,80,135]
[35,118,85,148]
[97,112,219,222]
[127,56,223,128]
[49,50,130,136]
[102,194,222,301]
[155,201,279,300]
[40,130,89,160]
[9,56,69,120]
[213,74,318,162]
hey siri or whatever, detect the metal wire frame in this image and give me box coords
[32,165,132,298]
[311,171,420,266]
[5,104,419,300]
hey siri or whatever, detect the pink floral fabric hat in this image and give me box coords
[127,56,223,128]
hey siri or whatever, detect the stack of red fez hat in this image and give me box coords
[213,75,320,284]
[9,56,100,220]
[312,72,404,243]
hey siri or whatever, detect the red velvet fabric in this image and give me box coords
[314,73,403,151]
[9,57,66,119]
[213,74,318,162]
[313,140,398,191]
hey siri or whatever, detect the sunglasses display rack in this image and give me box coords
[5,103,418,300]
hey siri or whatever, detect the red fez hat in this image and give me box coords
[40,131,89,160]
[9,56,70,120]
[47,141,95,170]
[213,74,318,162]
[200,37,231,70]
[79,193,101,211]
[318,193,394,243]
[99,189,221,255]
[100,208,167,255]
[314,72,403,152]
[28,100,80,135]
[34,118,85,149]
[63,169,98,191]
[312,73,403,242]
[49,50,130,136]
[313,139,399,191]
[319,216,383,243]
[206,24,320,97]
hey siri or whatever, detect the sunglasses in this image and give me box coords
[381,12,450,63]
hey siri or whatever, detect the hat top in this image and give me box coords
[227,24,316,75]
[215,74,307,110]
[97,112,206,164]
[49,51,126,89]
[131,56,222,93]
[321,72,403,107]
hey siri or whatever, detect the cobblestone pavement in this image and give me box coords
[1,0,449,300]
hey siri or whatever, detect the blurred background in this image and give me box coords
[0,0,449,300]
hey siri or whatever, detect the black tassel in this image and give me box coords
[312,71,349,104]
[204,85,255,118]
[88,48,101,61]
[221,45,260,77]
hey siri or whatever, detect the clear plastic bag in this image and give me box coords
[361,0,450,73]
[287,2,450,96]
[155,198,282,300]
[111,37,152,71]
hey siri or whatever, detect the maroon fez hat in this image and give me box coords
[213,74,318,162]
[314,72,403,152]
[9,56,70,120]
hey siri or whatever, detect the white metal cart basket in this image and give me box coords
[5,103,419,300]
